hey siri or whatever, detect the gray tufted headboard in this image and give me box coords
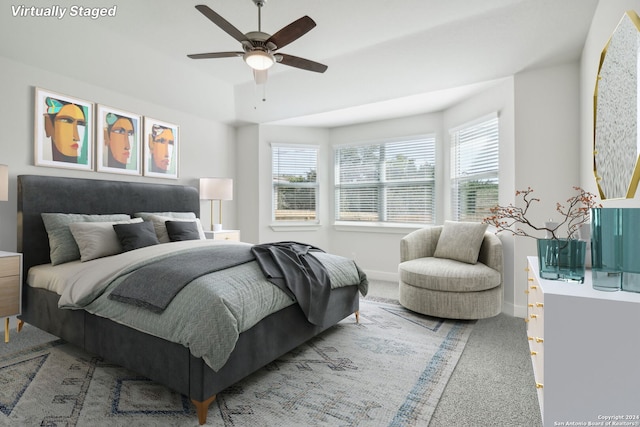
[17,175,200,278]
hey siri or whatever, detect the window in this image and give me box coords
[272,144,319,222]
[450,114,499,222]
[335,136,436,224]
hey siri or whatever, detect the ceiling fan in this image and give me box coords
[187,1,328,83]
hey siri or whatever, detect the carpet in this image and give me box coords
[0,299,474,426]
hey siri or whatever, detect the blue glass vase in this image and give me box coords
[537,238,586,283]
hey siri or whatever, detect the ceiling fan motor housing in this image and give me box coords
[244,31,277,52]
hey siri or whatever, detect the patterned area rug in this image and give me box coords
[0,299,474,426]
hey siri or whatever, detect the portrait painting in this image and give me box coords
[96,105,142,175]
[34,88,93,171]
[143,117,179,179]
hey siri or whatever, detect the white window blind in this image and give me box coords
[450,115,499,222]
[335,136,436,224]
[272,144,319,222]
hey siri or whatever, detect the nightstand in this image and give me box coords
[204,230,241,241]
[0,251,23,343]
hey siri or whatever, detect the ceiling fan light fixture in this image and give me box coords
[244,50,275,70]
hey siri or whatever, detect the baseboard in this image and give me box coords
[362,269,398,282]
[504,301,527,319]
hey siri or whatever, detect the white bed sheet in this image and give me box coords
[28,260,82,295]
[26,240,230,298]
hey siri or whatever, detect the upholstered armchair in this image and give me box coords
[398,222,503,320]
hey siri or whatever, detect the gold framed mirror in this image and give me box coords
[594,10,640,199]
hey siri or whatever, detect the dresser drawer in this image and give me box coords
[0,256,20,278]
[0,275,20,316]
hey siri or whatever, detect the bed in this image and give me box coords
[16,174,364,425]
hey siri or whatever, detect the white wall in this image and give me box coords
[0,55,237,252]
[511,63,582,316]
[236,125,261,243]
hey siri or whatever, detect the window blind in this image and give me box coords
[335,136,436,224]
[272,145,319,222]
[450,115,499,222]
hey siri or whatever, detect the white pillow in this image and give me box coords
[433,221,488,264]
[147,215,206,243]
[69,218,143,262]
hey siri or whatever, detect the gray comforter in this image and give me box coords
[54,240,366,371]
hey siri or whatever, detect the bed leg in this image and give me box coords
[192,395,217,425]
[355,310,360,324]
[17,319,24,333]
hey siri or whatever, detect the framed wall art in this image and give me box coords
[143,117,179,179]
[96,105,142,175]
[34,88,93,171]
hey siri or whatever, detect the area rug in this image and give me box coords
[0,299,474,426]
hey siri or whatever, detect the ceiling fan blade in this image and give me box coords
[266,16,316,50]
[195,4,249,44]
[277,53,327,73]
[187,52,244,59]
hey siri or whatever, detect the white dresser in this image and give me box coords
[526,256,640,426]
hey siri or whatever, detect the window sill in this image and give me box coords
[270,223,321,232]
[333,221,425,234]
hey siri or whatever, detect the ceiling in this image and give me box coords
[0,0,600,127]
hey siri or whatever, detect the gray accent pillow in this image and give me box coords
[69,218,143,262]
[42,213,131,265]
[165,220,201,241]
[134,212,202,243]
[434,221,488,264]
[113,221,160,252]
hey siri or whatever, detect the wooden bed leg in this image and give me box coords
[191,395,217,425]
[355,310,360,324]
[17,319,24,333]
[4,318,8,343]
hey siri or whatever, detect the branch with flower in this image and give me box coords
[482,186,602,240]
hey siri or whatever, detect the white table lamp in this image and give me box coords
[199,178,233,231]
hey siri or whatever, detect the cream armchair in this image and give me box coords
[398,224,503,320]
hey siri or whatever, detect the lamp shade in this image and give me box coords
[244,50,275,70]
[0,164,7,202]
[199,178,233,201]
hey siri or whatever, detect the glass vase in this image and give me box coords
[537,238,586,283]
[591,208,640,292]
